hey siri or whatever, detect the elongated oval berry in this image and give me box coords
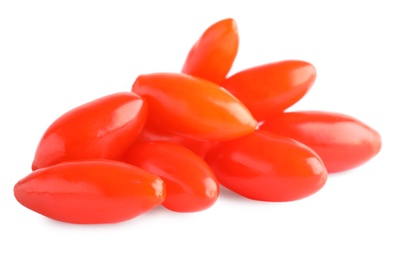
[181,18,239,85]
[132,72,257,141]
[259,111,382,173]
[123,141,219,212]
[221,60,316,121]
[32,92,147,170]
[14,160,165,224]
[204,129,327,202]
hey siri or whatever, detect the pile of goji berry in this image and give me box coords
[14,18,382,224]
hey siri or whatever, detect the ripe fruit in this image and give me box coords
[14,160,166,224]
[132,72,257,141]
[222,60,316,121]
[32,92,147,170]
[259,111,382,173]
[181,18,239,84]
[124,141,219,212]
[205,129,328,202]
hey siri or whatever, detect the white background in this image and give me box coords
[1,1,402,259]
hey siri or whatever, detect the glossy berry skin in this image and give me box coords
[221,60,316,121]
[136,122,213,158]
[132,72,257,141]
[181,18,239,85]
[14,160,166,224]
[123,141,219,212]
[204,129,327,202]
[32,92,147,170]
[259,111,382,173]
